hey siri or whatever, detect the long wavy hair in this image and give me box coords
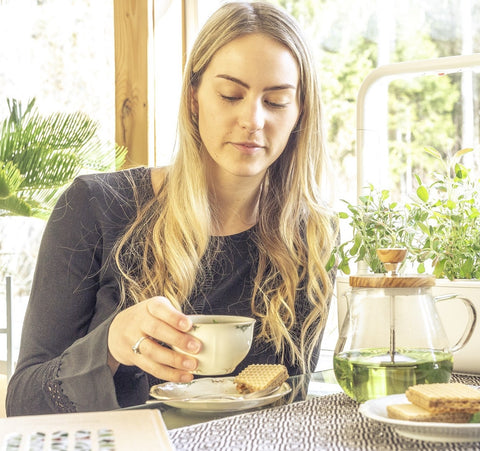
[115,1,338,373]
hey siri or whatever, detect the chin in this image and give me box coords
[230,167,266,179]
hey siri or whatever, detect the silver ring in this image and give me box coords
[132,336,148,355]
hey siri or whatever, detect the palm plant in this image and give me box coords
[0,98,127,219]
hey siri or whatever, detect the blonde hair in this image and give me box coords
[115,1,338,373]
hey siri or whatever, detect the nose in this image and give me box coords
[238,99,265,133]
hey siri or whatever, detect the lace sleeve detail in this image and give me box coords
[42,358,78,413]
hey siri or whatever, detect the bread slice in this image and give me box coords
[387,403,473,423]
[234,364,288,394]
[405,383,480,414]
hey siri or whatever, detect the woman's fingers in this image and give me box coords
[130,336,197,383]
[107,296,202,382]
[146,297,193,332]
[143,297,202,354]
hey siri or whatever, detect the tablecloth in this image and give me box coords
[169,374,480,451]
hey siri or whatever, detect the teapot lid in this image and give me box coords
[349,248,436,288]
[349,273,435,288]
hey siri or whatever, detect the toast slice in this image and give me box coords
[234,364,288,394]
[405,383,480,414]
[387,403,473,423]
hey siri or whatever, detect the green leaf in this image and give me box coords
[461,258,474,278]
[446,199,456,210]
[0,161,23,199]
[454,147,473,158]
[338,260,351,275]
[416,185,429,202]
[454,163,468,180]
[433,259,446,278]
[325,253,336,272]
[417,222,430,236]
[0,194,32,216]
[350,233,362,256]
[423,146,442,160]
[469,208,479,219]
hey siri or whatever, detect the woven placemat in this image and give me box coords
[170,375,480,451]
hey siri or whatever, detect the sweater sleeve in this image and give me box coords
[6,171,150,416]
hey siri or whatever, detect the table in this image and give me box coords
[155,371,480,450]
[146,369,341,430]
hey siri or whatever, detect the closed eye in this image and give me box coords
[265,100,289,108]
[220,94,242,102]
[219,94,289,108]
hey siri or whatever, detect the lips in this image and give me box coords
[230,141,265,153]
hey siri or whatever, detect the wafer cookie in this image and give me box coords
[405,383,480,414]
[387,403,473,423]
[234,364,288,394]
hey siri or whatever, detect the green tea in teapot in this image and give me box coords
[333,249,476,403]
[333,348,453,403]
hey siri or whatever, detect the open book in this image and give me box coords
[0,409,173,450]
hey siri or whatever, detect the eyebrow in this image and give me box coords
[215,74,296,92]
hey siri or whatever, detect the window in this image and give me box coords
[195,0,480,204]
[0,0,115,365]
[152,1,183,166]
[0,0,114,141]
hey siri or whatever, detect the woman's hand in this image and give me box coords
[107,296,201,383]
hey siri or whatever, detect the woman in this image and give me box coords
[7,1,338,415]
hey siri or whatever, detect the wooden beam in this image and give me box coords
[114,0,152,167]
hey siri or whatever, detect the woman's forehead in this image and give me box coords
[204,33,300,88]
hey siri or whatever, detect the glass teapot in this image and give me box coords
[333,248,477,403]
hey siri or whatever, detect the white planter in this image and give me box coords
[336,275,480,375]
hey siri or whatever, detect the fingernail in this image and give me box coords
[180,373,193,383]
[187,340,200,353]
[183,359,196,370]
[179,318,191,331]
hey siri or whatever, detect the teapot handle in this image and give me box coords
[434,294,477,353]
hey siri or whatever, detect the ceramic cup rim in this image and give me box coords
[188,314,256,326]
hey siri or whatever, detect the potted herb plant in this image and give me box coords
[331,147,480,374]
[330,147,480,279]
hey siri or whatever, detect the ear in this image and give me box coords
[190,87,199,117]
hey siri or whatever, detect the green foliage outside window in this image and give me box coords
[272,0,480,197]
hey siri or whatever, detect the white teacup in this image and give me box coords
[174,314,256,376]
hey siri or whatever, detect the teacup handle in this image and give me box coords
[434,294,477,353]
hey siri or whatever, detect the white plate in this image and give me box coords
[359,394,480,443]
[149,377,291,412]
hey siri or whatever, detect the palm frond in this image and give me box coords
[0,98,127,218]
[0,194,32,217]
[0,161,23,198]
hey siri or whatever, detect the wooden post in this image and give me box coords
[114,0,153,167]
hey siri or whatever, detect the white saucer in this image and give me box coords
[359,393,480,443]
[149,377,291,412]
